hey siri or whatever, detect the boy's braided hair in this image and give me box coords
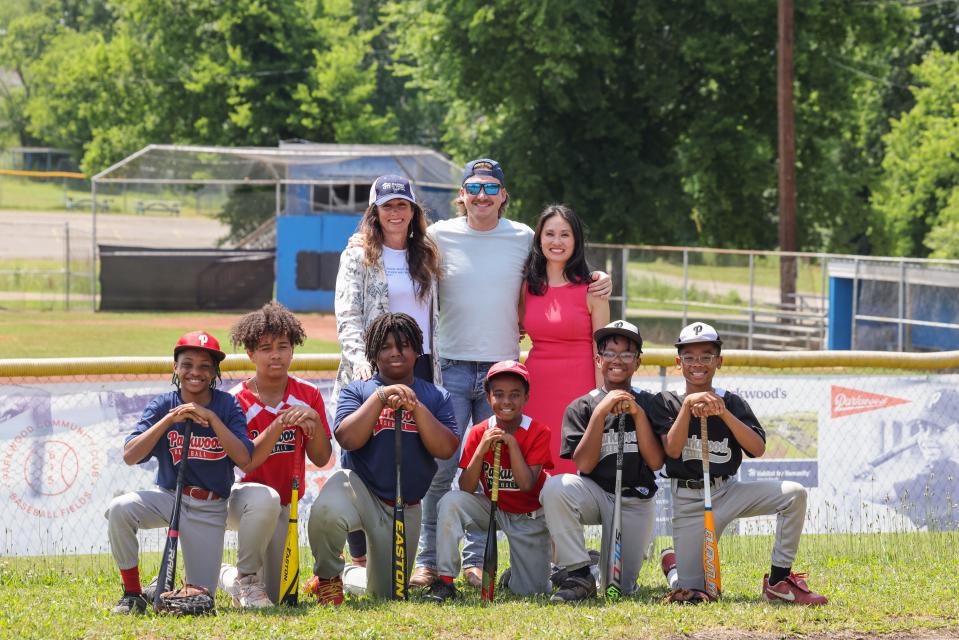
[364,312,423,373]
[230,301,306,352]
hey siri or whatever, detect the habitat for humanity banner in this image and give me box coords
[650,374,958,538]
[2,374,957,556]
[0,379,337,557]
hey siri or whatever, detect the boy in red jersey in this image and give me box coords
[425,360,554,602]
[219,302,333,607]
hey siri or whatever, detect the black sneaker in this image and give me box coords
[423,580,458,603]
[549,571,597,603]
[111,592,148,615]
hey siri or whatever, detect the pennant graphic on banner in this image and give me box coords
[831,385,910,418]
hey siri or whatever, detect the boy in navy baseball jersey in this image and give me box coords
[649,322,827,605]
[219,302,333,608]
[105,331,254,614]
[305,312,459,603]
[542,320,664,603]
[425,360,554,602]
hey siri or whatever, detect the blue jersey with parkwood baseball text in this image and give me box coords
[126,390,253,499]
[335,376,458,503]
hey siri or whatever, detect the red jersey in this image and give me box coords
[459,415,553,514]
[230,376,331,505]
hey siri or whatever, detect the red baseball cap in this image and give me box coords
[174,330,226,363]
[485,360,529,383]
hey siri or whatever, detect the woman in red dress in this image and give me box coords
[521,205,609,475]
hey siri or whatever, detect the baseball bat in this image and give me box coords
[480,441,502,602]
[279,431,301,606]
[154,419,193,611]
[391,408,407,600]
[700,415,722,600]
[605,413,626,600]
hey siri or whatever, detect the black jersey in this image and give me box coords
[561,387,658,499]
[647,388,766,480]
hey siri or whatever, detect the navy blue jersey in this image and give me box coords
[125,390,253,499]
[335,376,457,503]
[647,388,766,480]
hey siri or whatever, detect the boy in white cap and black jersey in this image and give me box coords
[541,320,664,603]
[648,321,827,605]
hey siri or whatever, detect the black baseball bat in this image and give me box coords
[480,441,502,602]
[391,408,407,600]
[154,419,192,611]
[606,413,626,599]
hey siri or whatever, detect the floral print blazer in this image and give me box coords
[332,246,441,407]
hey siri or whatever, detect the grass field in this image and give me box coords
[1,533,956,639]
[0,311,339,358]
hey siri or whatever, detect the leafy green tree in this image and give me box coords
[874,50,959,258]
[385,0,911,251]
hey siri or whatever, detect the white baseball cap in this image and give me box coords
[594,320,643,351]
[675,322,723,348]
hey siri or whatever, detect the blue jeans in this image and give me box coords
[416,358,494,570]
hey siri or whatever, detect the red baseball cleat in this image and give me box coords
[304,575,344,605]
[763,572,828,606]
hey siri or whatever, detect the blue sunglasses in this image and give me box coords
[463,182,502,196]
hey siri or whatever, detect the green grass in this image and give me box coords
[628,256,827,296]
[0,258,94,295]
[0,311,338,358]
[0,532,956,639]
[0,175,225,218]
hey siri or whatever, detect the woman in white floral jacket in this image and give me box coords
[333,175,443,569]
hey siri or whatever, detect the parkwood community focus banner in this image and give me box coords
[1,374,957,556]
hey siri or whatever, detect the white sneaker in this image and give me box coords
[342,564,367,596]
[234,574,273,608]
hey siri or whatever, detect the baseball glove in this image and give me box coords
[156,584,216,616]
[661,587,715,605]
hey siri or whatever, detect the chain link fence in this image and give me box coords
[1,351,956,574]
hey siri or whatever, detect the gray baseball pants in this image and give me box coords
[105,488,227,594]
[225,482,287,603]
[436,490,551,595]
[670,476,807,591]
[540,473,656,594]
[307,469,421,599]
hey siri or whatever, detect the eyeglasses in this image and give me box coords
[599,351,639,363]
[679,354,718,365]
[463,182,502,196]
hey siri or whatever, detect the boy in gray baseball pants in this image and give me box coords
[543,320,664,603]
[649,321,827,605]
[425,360,554,602]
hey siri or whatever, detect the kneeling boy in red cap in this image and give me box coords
[425,360,554,602]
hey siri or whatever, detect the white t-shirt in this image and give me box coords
[427,217,534,361]
[382,246,431,355]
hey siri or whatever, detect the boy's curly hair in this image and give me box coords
[230,301,306,352]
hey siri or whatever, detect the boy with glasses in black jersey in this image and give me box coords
[541,320,664,603]
[649,322,827,605]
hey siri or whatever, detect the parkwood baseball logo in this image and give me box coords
[1,419,102,518]
[831,385,910,418]
[167,430,228,464]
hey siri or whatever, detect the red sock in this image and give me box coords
[439,575,455,585]
[120,567,142,594]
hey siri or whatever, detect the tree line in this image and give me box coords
[1,0,958,257]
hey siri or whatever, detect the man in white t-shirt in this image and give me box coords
[411,158,612,587]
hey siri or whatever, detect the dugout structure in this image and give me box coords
[90,143,461,311]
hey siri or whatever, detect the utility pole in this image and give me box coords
[778,0,797,311]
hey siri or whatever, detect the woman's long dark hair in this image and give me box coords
[359,198,440,301]
[523,204,592,296]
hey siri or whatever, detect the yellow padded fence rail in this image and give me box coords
[1,349,958,377]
